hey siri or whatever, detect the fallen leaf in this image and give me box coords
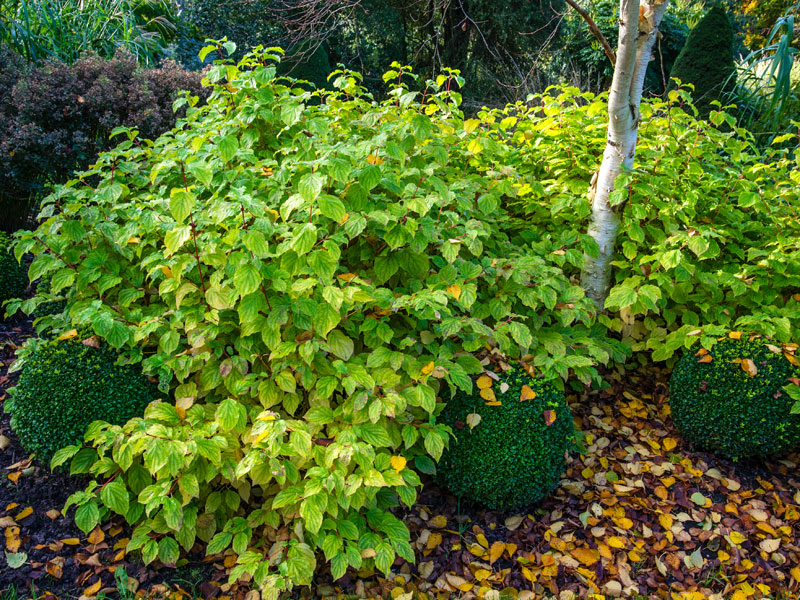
[14,507,32,521]
[520,385,537,401]
[61,538,81,546]
[571,547,599,566]
[741,358,758,377]
[543,410,556,426]
[83,579,103,598]
[5,551,26,568]
[87,527,105,545]
[489,541,505,564]
[5,526,21,552]
[505,515,524,531]
[760,539,780,553]
[480,388,497,402]
[729,531,747,545]
[476,375,493,390]
[785,353,800,367]
[690,492,708,506]
[728,331,742,340]
[698,354,713,363]
[466,413,481,430]
[57,329,78,341]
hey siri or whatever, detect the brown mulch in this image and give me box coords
[2,315,800,600]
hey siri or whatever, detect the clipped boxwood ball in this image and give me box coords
[436,364,573,510]
[670,338,800,459]
[0,232,26,309]
[8,336,162,465]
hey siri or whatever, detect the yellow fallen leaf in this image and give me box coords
[390,456,407,473]
[663,438,677,451]
[728,331,742,340]
[14,507,32,521]
[792,566,800,581]
[446,284,461,301]
[83,579,103,597]
[785,352,800,367]
[421,361,435,376]
[571,547,599,566]
[61,537,80,546]
[57,329,78,341]
[489,541,505,564]
[473,568,491,581]
[729,531,747,545]
[698,354,713,363]
[740,358,758,377]
[466,413,481,430]
[426,532,442,551]
[480,388,496,402]
[543,410,556,427]
[337,273,357,282]
[520,385,536,401]
[429,515,447,528]
[607,536,626,549]
[87,527,105,545]
[476,375,493,390]
[476,533,489,548]
[5,526,21,552]
[485,401,502,406]
[659,513,673,530]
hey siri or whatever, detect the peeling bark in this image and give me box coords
[580,0,669,309]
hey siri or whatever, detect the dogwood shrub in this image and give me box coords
[11,48,620,594]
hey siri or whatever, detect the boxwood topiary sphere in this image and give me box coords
[670,338,800,459]
[8,336,162,464]
[0,232,26,309]
[436,364,573,510]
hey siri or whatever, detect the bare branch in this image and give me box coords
[563,0,616,66]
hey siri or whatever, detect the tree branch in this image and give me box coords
[563,0,616,66]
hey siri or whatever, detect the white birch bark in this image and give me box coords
[581,0,670,308]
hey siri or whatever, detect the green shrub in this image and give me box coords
[436,364,573,510]
[0,232,26,309]
[669,6,735,116]
[32,277,68,323]
[669,337,800,459]
[11,48,622,592]
[6,335,161,464]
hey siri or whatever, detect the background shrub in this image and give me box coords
[436,364,573,510]
[0,51,206,232]
[669,6,736,116]
[0,232,27,310]
[669,337,800,459]
[7,335,162,464]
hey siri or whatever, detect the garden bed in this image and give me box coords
[2,318,799,599]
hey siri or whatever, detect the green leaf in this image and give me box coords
[216,397,245,432]
[170,189,195,223]
[158,536,180,565]
[234,263,262,296]
[298,173,324,203]
[5,551,27,569]
[218,135,239,162]
[286,543,316,586]
[100,480,130,516]
[74,501,100,533]
[604,285,638,311]
[318,194,346,222]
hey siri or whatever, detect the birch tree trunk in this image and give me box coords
[580,0,670,308]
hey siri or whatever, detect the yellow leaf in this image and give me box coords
[446,284,462,301]
[659,513,673,530]
[476,533,489,548]
[4,526,20,552]
[485,401,502,406]
[429,515,447,528]
[127,236,140,245]
[466,413,481,430]
[61,537,80,545]
[14,507,32,521]
[160,266,172,278]
[489,541,505,564]
[87,527,105,545]
[176,395,193,411]
[740,358,758,377]
[729,531,747,545]
[480,388,496,402]
[607,536,626,549]
[464,119,480,134]
[473,568,491,581]
[791,566,800,581]
[367,153,384,165]
[476,375,493,389]
[83,579,102,597]
[520,385,537,401]
[698,354,713,363]
[785,352,800,367]
[337,273,356,282]
[571,547,599,566]
[467,138,482,154]
[57,329,78,341]
[728,331,742,339]
[421,361,435,375]
[543,410,556,427]
[425,532,442,551]
[390,456,407,473]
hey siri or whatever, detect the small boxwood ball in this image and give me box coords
[436,364,573,510]
[669,338,800,459]
[0,232,26,309]
[8,336,161,465]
